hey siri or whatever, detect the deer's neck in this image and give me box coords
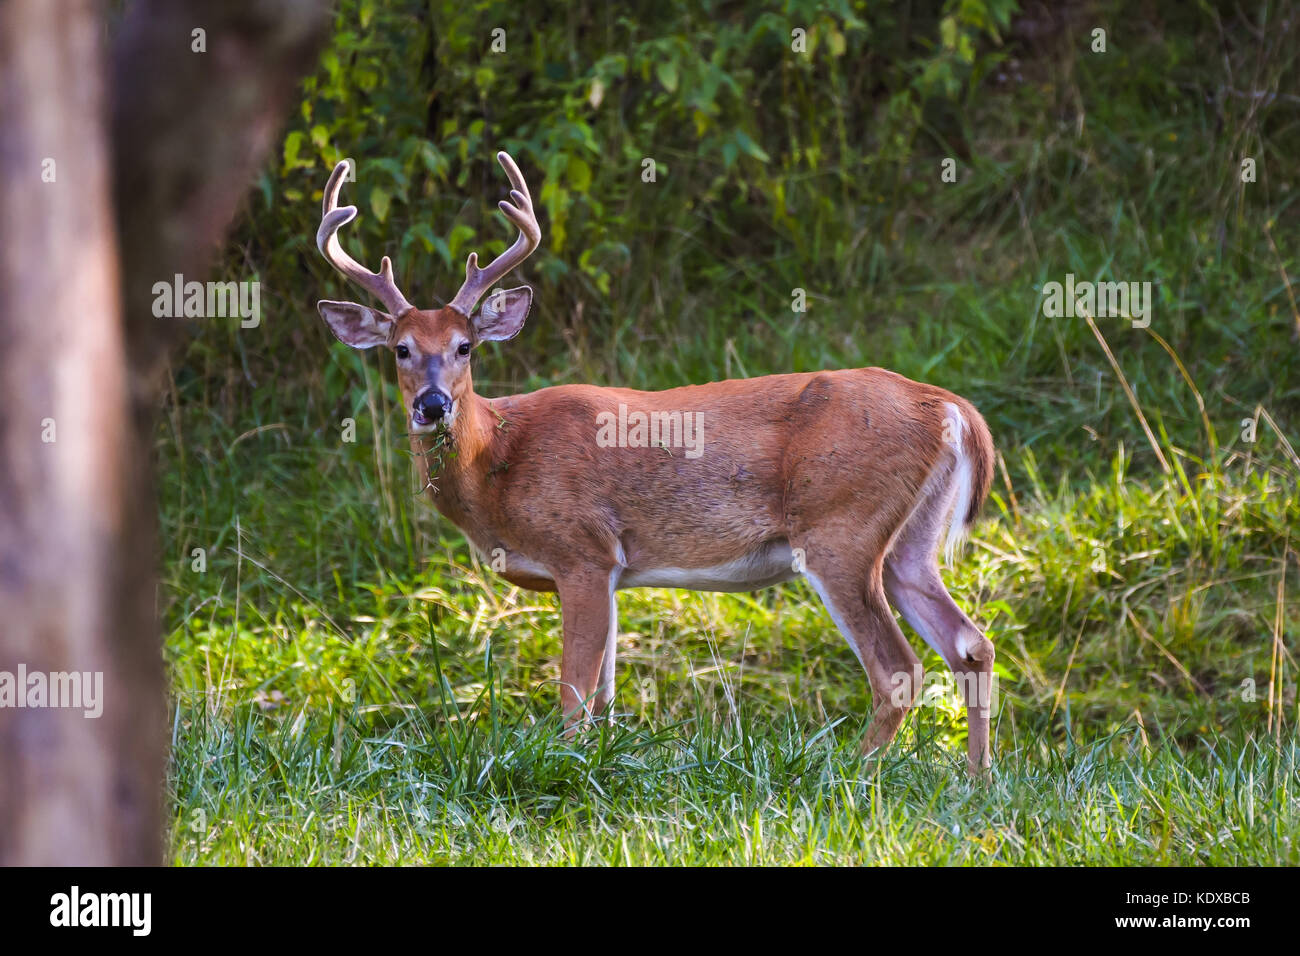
[412,389,499,525]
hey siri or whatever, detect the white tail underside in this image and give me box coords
[943,402,972,564]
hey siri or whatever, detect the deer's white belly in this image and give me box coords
[620,540,798,592]
[483,540,799,593]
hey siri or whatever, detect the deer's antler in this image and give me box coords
[446,151,541,317]
[317,160,414,317]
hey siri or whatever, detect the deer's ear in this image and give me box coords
[317,300,393,349]
[472,286,532,343]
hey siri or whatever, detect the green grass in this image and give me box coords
[158,413,1300,863]
[170,707,1299,865]
[159,5,1300,864]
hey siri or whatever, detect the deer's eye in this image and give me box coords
[395,345,410,360]
[457,342,471,357]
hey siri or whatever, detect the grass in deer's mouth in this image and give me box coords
[401,428,455,495]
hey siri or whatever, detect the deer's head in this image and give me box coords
[315,152,541,433]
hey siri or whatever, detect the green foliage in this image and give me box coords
[196,0,1299,468]
[215,0,1019,369]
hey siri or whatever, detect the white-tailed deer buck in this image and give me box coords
[316,152,997,772]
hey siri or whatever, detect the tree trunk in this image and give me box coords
[0,0,159,865]
[0,0,326,865]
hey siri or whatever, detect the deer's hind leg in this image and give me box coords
[803,549,922,758]
[883,477,995,773]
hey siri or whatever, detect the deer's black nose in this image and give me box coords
[414,390,452,423]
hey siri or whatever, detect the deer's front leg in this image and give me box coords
[555,568,618,728]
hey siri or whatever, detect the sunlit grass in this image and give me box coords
[159,414,1299,863]
[168,697,1300,865]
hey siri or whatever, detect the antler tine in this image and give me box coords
[447,151,541,317]
[316,160,414,317]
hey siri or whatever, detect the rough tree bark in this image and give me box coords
[0,0,136,866]
[0,0,326,865]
